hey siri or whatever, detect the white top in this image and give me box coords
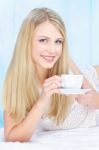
[37,66,99,132]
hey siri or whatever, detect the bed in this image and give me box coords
[0,126,99,150]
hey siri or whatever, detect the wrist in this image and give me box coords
[36,98,49,115]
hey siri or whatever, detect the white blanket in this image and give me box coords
[0,127,99,150]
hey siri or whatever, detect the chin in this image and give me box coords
[42,63,55,69]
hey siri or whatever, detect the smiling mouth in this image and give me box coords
[41,55,55,62]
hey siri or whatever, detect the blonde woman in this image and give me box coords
[3,8,99,142]
[3,7,70,142]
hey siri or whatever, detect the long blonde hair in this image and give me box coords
[3,8,70,125]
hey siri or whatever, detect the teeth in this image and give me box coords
[41,56,55,61]
[44,56,53,60]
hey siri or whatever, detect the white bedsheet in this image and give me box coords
[0,127,99,150]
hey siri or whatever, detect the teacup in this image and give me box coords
[61,74,83,89]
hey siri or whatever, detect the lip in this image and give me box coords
[41,55,55,62]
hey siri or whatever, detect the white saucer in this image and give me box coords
[60,88,91,95]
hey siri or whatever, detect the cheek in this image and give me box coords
[31,48,39,62]
[57,48,62,57]
[32,44,41,57]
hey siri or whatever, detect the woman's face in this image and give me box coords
[32,21,63,69]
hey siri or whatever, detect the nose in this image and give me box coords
[47,42,56,53]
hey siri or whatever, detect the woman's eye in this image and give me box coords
[39,39,47,43]
[55,40,63,45]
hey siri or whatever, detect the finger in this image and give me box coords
[44,79,61,89]
[43,87,60,97]
[43,82,61,94]
[49,88,60,95]
[78,93,92,99]
[73,94,79,99]
[76,94,92,105]
[45,75,61,83]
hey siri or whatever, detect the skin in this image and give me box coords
[4,21,64,142]
[78,65,99,108]
[94,65,99,76]
[76,77,99,109]
[70,57,99,108]
[4,21,99,142]
[32,21,63,85]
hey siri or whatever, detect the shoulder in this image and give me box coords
[93,65,99,76]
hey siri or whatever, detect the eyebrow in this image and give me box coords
[38,36,63,41]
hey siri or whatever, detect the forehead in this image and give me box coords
[34,21,63,38]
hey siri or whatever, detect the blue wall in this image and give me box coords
[0,0,99,127]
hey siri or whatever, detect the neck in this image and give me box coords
[36,66,49,86]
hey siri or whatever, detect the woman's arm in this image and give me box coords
[94,65,99,76]
[4,99,47,142]
[84,65,99,108]
[78,74,99,108]
[69,57,99,108]
[4,75,61,142]
[76,88,99,109]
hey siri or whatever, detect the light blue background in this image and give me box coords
[0,0,99,127]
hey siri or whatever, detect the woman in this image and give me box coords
[3,8,99,142]
[3,7,70,142]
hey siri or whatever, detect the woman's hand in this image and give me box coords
[75,78,99,108]
[75,78,93,107]
[75,90,93,107]
[40,75,61,104]
[75,90,99,109]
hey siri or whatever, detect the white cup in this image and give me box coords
[61,74,83,89]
